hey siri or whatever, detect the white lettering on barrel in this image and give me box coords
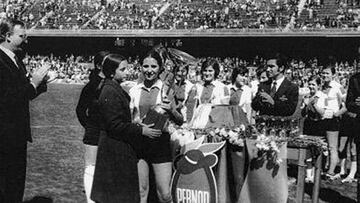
[176,188,210,203]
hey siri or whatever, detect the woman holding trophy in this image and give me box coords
[129,51,183,203]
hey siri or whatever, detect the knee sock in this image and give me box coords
[340,159,346,175]
[348,161,357,178]
[84,165,95,203]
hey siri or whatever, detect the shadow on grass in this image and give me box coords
[304,183,356,203]
[23,196,53,203]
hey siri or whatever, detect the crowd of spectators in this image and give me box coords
[7,0,360,30]
[6,0,360,30]
[295,0,360,30]
[0,0,308,30]
[24,53,359,88]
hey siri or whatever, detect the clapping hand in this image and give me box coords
[32,62,50,87]
[141,123,162,139]
[347,112,357,118]
[260,92,274,105]
[356,97,360,106]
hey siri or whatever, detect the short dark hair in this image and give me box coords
[201,58,220,79]
[102,54,127,79]
[231,66,248,84]
[268,53,287,73]
[0,18,25,43]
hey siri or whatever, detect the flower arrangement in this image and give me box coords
[252,133,288,167]
[171,115,328,170]
[170,124,196,147]
[288,135,328,158]
[254,115,301,138]
[193,124,247,147]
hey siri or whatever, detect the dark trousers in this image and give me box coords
[356,135,360,202]
[0,142,27,203]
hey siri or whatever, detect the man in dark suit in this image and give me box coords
[0,19,49,202]
[345,70,360,202]
[252,55,299,116]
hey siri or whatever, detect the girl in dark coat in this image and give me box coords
[91,54,161,203]
[76,51,108,203]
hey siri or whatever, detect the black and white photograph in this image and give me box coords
[1,0,360,202]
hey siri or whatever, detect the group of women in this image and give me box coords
[76,48,359,202]
[75,49,255,203]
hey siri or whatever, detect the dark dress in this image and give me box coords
[76,72,103,146]
[91,79,143,203]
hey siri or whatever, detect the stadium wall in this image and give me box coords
[26,29,360,38]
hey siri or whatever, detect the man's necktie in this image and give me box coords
[270,81,277,98]
[14,55,30,80]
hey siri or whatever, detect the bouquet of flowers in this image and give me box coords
[193,124,247,147]
[254,115,301,138]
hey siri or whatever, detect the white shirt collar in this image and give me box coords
[0,45,17,66]
[228,84,244,91]
[139,79,163,91]
[273,76,285,91]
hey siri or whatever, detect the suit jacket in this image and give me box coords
[346,73,360,115]
[91,79,142,203]
[252,78,299,116]
[345,73,360,134]
[0,48,46,149]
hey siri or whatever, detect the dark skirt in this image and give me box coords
[322,118,340,132]
[91,133,140,203]
[303,119,324,136]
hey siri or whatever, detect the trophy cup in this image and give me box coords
[142,73,174,132]
[142,44,197,131]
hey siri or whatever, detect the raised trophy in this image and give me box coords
[142,44,198,131]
